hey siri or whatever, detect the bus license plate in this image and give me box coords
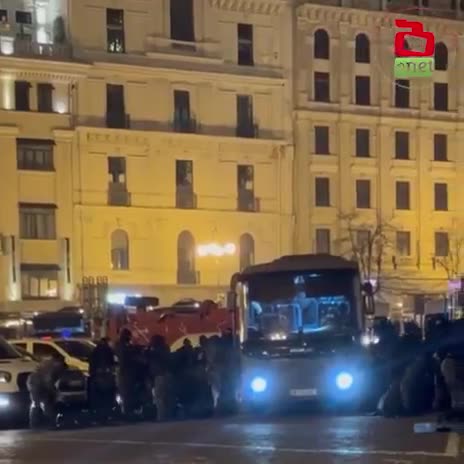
[290,388,317,397]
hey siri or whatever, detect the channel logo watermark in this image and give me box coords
[394,19,435,78]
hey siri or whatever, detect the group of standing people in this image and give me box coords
[105,328,239,421]
[375,317,464,419]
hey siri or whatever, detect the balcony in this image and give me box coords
[236,123,259,139]
[177,269,200,285]
[0,37,72,61]
[108,183,131,206]
[238,190,260,212]
[176,186,197,209]
[172,117,197,134]
[106,112,131,129]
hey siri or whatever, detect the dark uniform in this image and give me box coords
[115,328,139,418]
[88,338,117,420]
[147,335,175,420]
[27,355,67,428]
[440,320,464,415]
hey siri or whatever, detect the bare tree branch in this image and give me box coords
[337,212,395,295]
[434,231,464,280]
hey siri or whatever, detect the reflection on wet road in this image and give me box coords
[0,415,462,464]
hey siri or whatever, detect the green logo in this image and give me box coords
[394,57,434,78]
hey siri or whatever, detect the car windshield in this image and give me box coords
[244,270,358,342]
[55,340,95,361]
[0,338,22,359]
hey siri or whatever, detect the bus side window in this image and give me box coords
[33,343,60,361]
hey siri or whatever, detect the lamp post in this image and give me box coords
[197,242,236,296]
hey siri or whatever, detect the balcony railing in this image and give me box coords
[236,123,259,139]
[176,186,197,209]
[177,269,200,285]
[108,183,131,206]
[238,190,260,212]
[0,37,72,60]
[106,112,131,129]
[172,117,197,134]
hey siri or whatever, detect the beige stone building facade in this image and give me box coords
[0,0,463,315]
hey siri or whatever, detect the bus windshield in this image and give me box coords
[244,270,358,343]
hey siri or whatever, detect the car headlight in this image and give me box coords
[335,372,354,391]
[250,376,267,393]
[0,371,12,383]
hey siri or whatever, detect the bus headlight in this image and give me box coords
[335,372,354,391]
[0,396,10,408]
[250,376,267,393]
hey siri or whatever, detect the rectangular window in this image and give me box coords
[315,229,331,254]
[176,160,193,188]
[237,23,253,66]
[108,157,126,184]
[355,129,370,157]
[315,177,330,207]
[434,83,448,111]
[396,231,411,256]
[434,183,448,211]
[314,72,330,102]
[173,90,191,131]
[16,11,32,40]
[356,179,371,209]
[237,165,255,211]
[314,126,329,154]
[17,139,54,171]
[19,205,56,240]
[355,76,370,105]
[394,79,410,108]
[15,80,30,111]
[37,83,54,113]
[434,134,447,161]
[236,95,254,137]
[0,10,7,23]
[106,8,125,53]
[238,165,254,191]
[106,84,126,128]
[170,0,194,42]
[21,267,58,299]
[395,131,410,160]
[435,231,449,257]
[395,181,410,210]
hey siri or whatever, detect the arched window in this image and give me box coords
[239,233,255,271]
[314,29,330,60]
[177,230,197,284]
[355,33,370,63]
[435,42,448,71]
[111,229,129,270]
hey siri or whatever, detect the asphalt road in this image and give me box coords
[0,415,462,464]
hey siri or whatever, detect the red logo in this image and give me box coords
[394,19,435,57]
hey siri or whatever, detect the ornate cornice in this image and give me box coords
[208,0,285,16]
[297,4,464,37]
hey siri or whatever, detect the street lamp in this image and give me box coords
[197,242,236,257]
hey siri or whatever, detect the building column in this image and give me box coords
[0,127,20,309]
[53,130,75,302]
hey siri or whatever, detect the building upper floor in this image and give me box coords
[295,2,464,114]
[0,0,292,77]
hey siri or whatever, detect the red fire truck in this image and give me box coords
[107,297,234,350]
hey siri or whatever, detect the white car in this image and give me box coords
[0,337,38,422]
[10,338,95,373]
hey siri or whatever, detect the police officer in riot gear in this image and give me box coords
[27,353,68,428]
[147,335,175,420]
[89,337,117,421]
[440,319,464,418]
[115,328,138,419]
